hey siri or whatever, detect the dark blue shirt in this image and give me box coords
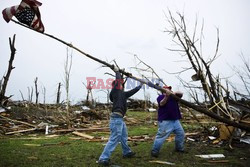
[157,95,182,121]
[110,72,141,116]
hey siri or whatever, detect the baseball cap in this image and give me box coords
[163,85,172,90]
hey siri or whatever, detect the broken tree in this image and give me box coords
[0,34,16,106]
[163,10,250,131]
[9,18,250,131]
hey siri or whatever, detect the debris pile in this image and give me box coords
[0,100,155,136]
[0,103,110,135]
[0,100,249,148]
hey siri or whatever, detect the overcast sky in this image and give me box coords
[1,0,250,104]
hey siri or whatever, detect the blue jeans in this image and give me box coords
[152,120,185,153]
[99,116,132,161]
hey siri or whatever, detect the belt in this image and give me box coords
[111,112,123,117]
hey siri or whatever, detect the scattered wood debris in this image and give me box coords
[219,124,234,140]
[5,128,37,135]
[195,154,225,159]
[24,143,41,147]
[72,131,94,139]
[52,127,109,133]
[149,160,175,165]
[0,100,249,151]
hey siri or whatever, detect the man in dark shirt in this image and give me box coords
[98,66,143,166]
[151,85,185,157]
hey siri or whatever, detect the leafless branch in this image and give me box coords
[0,34,16,105]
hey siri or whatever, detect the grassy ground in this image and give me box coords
[0,111,249,167]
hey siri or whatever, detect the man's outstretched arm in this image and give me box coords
[125,82,143,98]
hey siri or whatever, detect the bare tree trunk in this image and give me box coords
[86,89,90,106]
[56,82,61,104]
[41,86,46,104]
[0,79,2,93]
[19,90,25,101]
[28,87,33,103]
[143,88,147,110]
[106,89,110,104]
[34,77,39,104]
[64,48,73,129]
[0,34,16,105]
[83,81,95,107]
[163,10,247,124]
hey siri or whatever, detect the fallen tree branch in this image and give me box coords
[178,96,250,131]
[0,115,37,128]
[10,19,250,132]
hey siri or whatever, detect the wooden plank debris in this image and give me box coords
[72,131,94,139]
[195,154,225,159]
[9,135,59,140]
[219,125,234,140]
[52,127,109,133]
[0,115,37,128]
[149,160,175,165]
[45,134,60,138]
[87,137,109,142]
[23,144,41,147]
[5,128,37,135]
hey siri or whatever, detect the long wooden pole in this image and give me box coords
[10,19,250,131]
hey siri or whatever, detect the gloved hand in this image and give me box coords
[113,66,119,72]
[174,91,183,98]
[165,89,172,96]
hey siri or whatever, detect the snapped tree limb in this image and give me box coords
[10,19,250,131]
[0,34,16,105]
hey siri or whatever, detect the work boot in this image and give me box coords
[151,150,159,157]
[97,159,110,166]
[123,151,136,158]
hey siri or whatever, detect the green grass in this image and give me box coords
[128,124,157,136]
[0,135,102,167]
[1,110,249,166]
[1,134,249,167]
[126,110,157,120]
